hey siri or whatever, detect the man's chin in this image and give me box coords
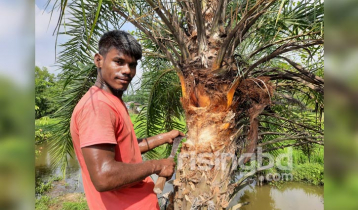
[114,87,127,92]
[119,84,129,91]
[107,83,128,93]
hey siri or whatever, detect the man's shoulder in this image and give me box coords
[73,86,118,115]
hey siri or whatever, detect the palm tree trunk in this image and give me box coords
[173,109,239,209]
[169,78,246,209]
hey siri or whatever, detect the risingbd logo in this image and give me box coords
[177,147,293,181]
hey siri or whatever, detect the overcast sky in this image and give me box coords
[0,0,33,86]
[35,0,63,75]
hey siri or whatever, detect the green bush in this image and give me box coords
[35,128,52,145]
[292,163,324,185]
[35,180,53,195]
[292,149,309,165]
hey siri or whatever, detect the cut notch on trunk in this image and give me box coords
[226,78,241,108]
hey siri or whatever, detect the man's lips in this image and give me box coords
[115,77,131,84]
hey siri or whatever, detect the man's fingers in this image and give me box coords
[158,158,175,177]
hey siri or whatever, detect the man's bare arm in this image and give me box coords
[137,130,185,153]
[82,144,175,192]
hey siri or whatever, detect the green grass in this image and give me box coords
[62,201,89,210]
[35,196,53,210]
[35,194,88,210]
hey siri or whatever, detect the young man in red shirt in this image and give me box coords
[70,30,184,209]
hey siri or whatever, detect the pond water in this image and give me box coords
[36,142,324,210]
[229,181,324,210]
[35,143,83,194]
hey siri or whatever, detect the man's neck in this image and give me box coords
[94,79,123,99]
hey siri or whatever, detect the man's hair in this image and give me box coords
[98,30,142,60]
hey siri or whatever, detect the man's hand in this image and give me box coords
[154,158,175,178]
[164,130,185,144]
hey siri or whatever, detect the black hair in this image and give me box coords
[98,30,142,60]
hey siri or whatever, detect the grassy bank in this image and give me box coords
[36,193,88,210]
[35,174,88,210]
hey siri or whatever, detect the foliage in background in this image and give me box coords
[292,162,324,185]
[35,66,61,119]
[35,129,52,145]
[122,92,147,104]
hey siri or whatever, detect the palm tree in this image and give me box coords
[48,0,324,208]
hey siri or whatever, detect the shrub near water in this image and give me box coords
[292,163,324,185]
[35,129,52,145]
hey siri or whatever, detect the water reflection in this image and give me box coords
[35,143,83,193]
[231,182,323,210]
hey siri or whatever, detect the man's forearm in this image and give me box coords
[138,133,169,153]
[82,144,175,193]
[93,159,158,192]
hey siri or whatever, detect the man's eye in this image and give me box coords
[116,60,124,65]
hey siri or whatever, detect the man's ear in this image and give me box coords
[94,53,103,68]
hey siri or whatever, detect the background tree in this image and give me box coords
[35,66,57,119]
[48,0,324,209]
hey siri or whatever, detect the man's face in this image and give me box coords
[95,48,137,91]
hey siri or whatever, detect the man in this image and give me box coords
[70,30,184,209]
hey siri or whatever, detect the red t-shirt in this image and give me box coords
[70,86,159,210]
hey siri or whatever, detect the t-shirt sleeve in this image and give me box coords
[77,100,117,148]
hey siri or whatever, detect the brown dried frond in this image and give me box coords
[233,76,275,162]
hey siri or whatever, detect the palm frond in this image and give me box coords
[49,63,96,174]
[135,57,186,160]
